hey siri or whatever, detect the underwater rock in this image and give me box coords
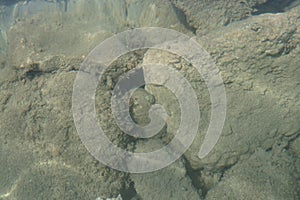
[4,0,189,68]
[205,149,300,199]
[130,88,156,126]
[135,9,300,199]
[131,140,203,200]
[184,7,300,171]
[170,0,269,35]
[0,0,299,199]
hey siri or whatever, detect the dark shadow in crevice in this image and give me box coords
[183,155,239,198]
[120,181,139,200]
[252,0,300,15]
[169,1,197,34]
[24,69,43,80]
[182,156,205,197]
[21,61,57,80]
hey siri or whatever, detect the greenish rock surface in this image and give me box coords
[0,0,299,199]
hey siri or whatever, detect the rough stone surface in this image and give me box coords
[138,7,300,199]
[205,149,300,200]
[0,0,299,200]
[131,140,203,200]
[170,0,265,35]
[170,0,300,35]
[186,7,300,171]
[2,0,188,67]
